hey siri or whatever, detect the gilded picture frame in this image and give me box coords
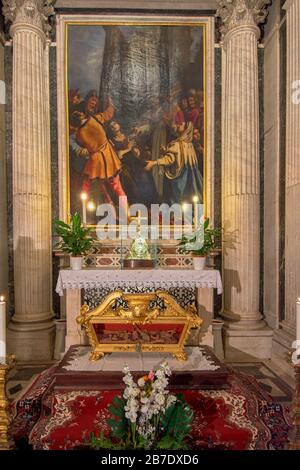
[56,14,215,234]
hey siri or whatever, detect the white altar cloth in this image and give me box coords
[62,346,220,372]
[56,268,223,296]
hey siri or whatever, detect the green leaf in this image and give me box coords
[156,435,189,450]
[89,432,125,450]
[107,396,128,441]
[204,218,210,230]
[159,398,193,443]
[177,218,223,256]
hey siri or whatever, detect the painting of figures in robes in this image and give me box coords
[66,22,206,222]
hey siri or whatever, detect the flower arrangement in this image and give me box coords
[89,362,193,450]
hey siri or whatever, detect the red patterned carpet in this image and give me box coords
[10,366,292,450]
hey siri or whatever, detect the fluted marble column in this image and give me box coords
[217,0,273,358]
[3,0,55,360]
[282,0,300,343]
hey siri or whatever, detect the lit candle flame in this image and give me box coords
[80,192,87,201]
[193,195,199,203]
[0,296,4,302]
[87,201,95,211]
[182,202,188,212]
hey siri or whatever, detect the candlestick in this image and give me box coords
[0,296,6,365]
[80,192,87,225]
[297,298,300,342]
[0,354,16,449]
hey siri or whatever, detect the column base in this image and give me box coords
[221,310,267,330]
[272,327,296,380]
[223,327,273,360]
[7,319,55,361]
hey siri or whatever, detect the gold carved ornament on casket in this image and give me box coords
[76,290,202,362]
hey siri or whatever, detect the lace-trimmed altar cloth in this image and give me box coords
[55,268,223,297]
[61,346,220,372]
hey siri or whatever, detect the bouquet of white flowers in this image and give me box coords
[89,362,193,450]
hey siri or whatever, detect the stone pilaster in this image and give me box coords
[217,0,273,359]
[263,2,281,332]
[280,0,300,348]
[3,0,55,361]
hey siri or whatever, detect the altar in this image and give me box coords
[55,268,223,351]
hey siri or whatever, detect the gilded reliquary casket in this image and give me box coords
[76,290,202,361]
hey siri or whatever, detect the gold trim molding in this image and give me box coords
[56,14,215,226]
[0,355,16,450]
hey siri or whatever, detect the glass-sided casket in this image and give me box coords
[76,290,202,361]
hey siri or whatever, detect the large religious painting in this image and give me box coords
[64,19,207,223]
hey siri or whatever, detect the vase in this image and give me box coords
[193,256,206,270]
[70,256,83,270]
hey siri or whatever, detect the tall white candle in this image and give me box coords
[297,298,300,342]
[193,195,199,232]
[0,296,6,364]
[81,192,87,225]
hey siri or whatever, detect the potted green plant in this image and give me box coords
[54,212,96,270]
[178,218,222,270]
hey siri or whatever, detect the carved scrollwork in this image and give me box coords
[2,0,55,36]
[216,0,271,37]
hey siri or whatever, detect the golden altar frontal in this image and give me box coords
[76,290,202,362]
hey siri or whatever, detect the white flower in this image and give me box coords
[140,396,149,404]
[137,377,145,387]
[166,395,176,408]
[159,361,172,376]
[140,405,149,414]
[125,410,137,423]
[155,393,165,406]
[155,369,165,379]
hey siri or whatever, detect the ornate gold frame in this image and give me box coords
[76,290,202,362]
[56,14,215,226]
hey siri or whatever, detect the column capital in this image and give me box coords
[2,0,55,38]
[216,0,271,38]
[283,0,298,12]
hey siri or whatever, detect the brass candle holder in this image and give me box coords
[0,355,16,450]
